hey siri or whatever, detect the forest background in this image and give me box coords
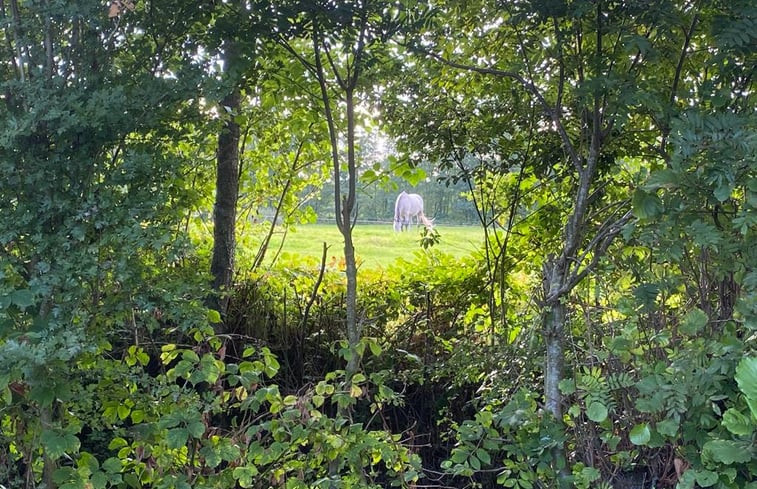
[0,1,755,488]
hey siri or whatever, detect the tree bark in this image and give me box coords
[542,260,566,420]
[210,88,241,327]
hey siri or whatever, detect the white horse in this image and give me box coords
[393,191,433,231]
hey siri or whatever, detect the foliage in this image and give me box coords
[1,1,755,489]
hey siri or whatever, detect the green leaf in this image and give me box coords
[91,470,108,489]
[644,169,678,190]
[655,419,679,437]
[476,448,491,465]
[166,428,189,449]
[680,308,708,335]
[694,470,719,487]
[233,466,259,488]
[367,339,382,357]
[735,356,757,399]
[632,189,662,219]
[207,309,221,323]
[559,378,576,395]
[200,445,222,468]
[102,457,122,473]
[714,182,733,202]
[722,408,753,436]
[629,423,651,445]
[11,289,34,309]
[41,429,80,459]
[117,405,130,420]
[702,439,753,464]
[586,402,608,422]
[187,421,206,438]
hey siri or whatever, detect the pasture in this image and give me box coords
[253,223,484,269]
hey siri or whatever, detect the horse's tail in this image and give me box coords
[418,212,433,229]
[393,191,406,232]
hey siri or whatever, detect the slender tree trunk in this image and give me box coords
[40,406,56,489]
[542,257,569,483]
[343,216,359,378]
[342,87,360,381]
[543,262,566,419]
[210,88,241,327]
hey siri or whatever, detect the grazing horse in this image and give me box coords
[393,191,433,231]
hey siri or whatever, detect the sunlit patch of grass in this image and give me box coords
[239,223,483,270]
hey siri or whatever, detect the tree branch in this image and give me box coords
[312,20,344,234]
[661,8,699,153]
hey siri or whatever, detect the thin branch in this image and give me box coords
[559,210,632,297]
[661,7,699,153]
[275,33,318,76]
[300,242,329,329]
[312,19,344,233]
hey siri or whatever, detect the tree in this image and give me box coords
[275,0,409,384]
[383,0,750,479]
[0,1,210,485]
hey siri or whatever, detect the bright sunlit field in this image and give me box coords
[243,223,484,270]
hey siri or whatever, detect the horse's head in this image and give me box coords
[393,219,402,232]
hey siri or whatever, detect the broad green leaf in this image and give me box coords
[207,309,221,323]
[680,308,708,336]
[632,189,662,219]
[694,470,719,487]
[722,408,753,436]
[117,405,130,420]
[714,182,733,202]
[102,457,121,473]
[166,428,189,449]
[476,448,491,465]
[11,289,34,309]
[644,169,678,190]
[187,421,206,438]
[41,429,80,459]
[702,439,753,464]
[107,438,128,450]
[219,442,240,461]
[655,419,679,437]
[91,471,108,489]
[469,453,481,471]
[735,356,757,399]
[233,466,259,488]
[200,445,222,468]
[130,410,144,424]
[586,402,608,422]
[367,339,382,356]
[633,283,660,309]
[629,423,651,445]
[559,378,576,395]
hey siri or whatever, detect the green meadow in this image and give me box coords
[249,223,484,270]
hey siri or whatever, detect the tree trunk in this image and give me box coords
[542,256,569,481]
[343,214,359,379]
[210,88,241,327]
[40,406,56,489]
[542,257,566,419]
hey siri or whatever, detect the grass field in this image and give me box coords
[246,223,484,270]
